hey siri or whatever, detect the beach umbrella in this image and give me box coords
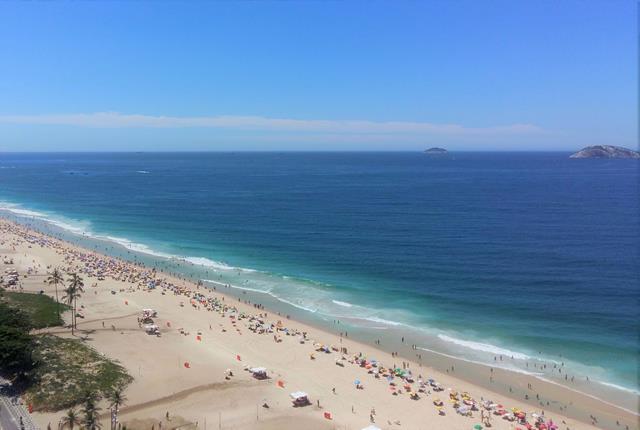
[354,379,361,385]
[474,425,483,430]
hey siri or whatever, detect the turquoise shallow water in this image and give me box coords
[0,152,638,394]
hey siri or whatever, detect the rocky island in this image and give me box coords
[424,147,448,155]
[570,145,640,159]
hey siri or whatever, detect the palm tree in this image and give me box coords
[46,268,64,321]
[108,387,127,430]
[82,392,102,430]
[60,408,81,430]
[62,273,84,334]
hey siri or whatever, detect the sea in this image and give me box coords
[0,152,638,400]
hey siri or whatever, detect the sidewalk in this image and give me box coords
[0,377,38,430]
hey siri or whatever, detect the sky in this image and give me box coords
[0,1,636,151]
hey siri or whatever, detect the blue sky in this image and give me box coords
[0,1,636,151]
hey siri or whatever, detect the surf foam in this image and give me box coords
[332,300,353,308]
[438,334,530,360]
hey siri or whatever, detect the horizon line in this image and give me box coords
[0,149,607,154]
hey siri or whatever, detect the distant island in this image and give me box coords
[570,145,640,159]
[424,147,448,155]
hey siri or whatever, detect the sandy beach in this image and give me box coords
[1,218,637,430]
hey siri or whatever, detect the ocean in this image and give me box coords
[0,152,638,397]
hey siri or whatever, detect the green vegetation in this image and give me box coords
[0,288,132,413]
[0,300,34,378]
[27,335,133,411]
[1,290,69,328]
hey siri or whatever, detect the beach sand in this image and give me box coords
[1,218,637,430]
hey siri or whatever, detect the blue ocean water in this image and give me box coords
[0,152,638,394]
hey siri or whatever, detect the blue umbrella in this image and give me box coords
[354,379,361,385]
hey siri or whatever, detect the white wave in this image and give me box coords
[2,207,47,218]
[207,280,272,294]
[356,316,404,327]
[183,256,234,270]
[136,170,150,174]
[0,202,90,235]
[332,300,353,308]
[274,296,318,313]
[183,256,257,273]
[94,235,174,259]
[438,334,530,360]
[0,202,46,218]
[0,200,260,276]
[417,346,543,376]
[47,219,90,235]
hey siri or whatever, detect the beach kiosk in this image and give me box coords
[249,367,268,380]
[289,391,310,407]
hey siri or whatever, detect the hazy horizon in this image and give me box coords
[1,147,636,154]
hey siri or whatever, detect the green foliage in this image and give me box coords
[0,289,131,413]
[0,326,33,375]
[26,336,133,411]
[0,301,34,376]
[0,299,33,329]
[1,291,69,328]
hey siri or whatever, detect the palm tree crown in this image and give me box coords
[82,392,102,430]
[62,273,84,334]
[60,408,81,430]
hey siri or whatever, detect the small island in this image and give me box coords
[424,147,448,155]
[570,145,640,159]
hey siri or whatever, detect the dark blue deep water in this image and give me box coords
[0,152,638,392]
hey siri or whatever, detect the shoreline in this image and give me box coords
[1,202,636,401]
[0,217,638,430]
